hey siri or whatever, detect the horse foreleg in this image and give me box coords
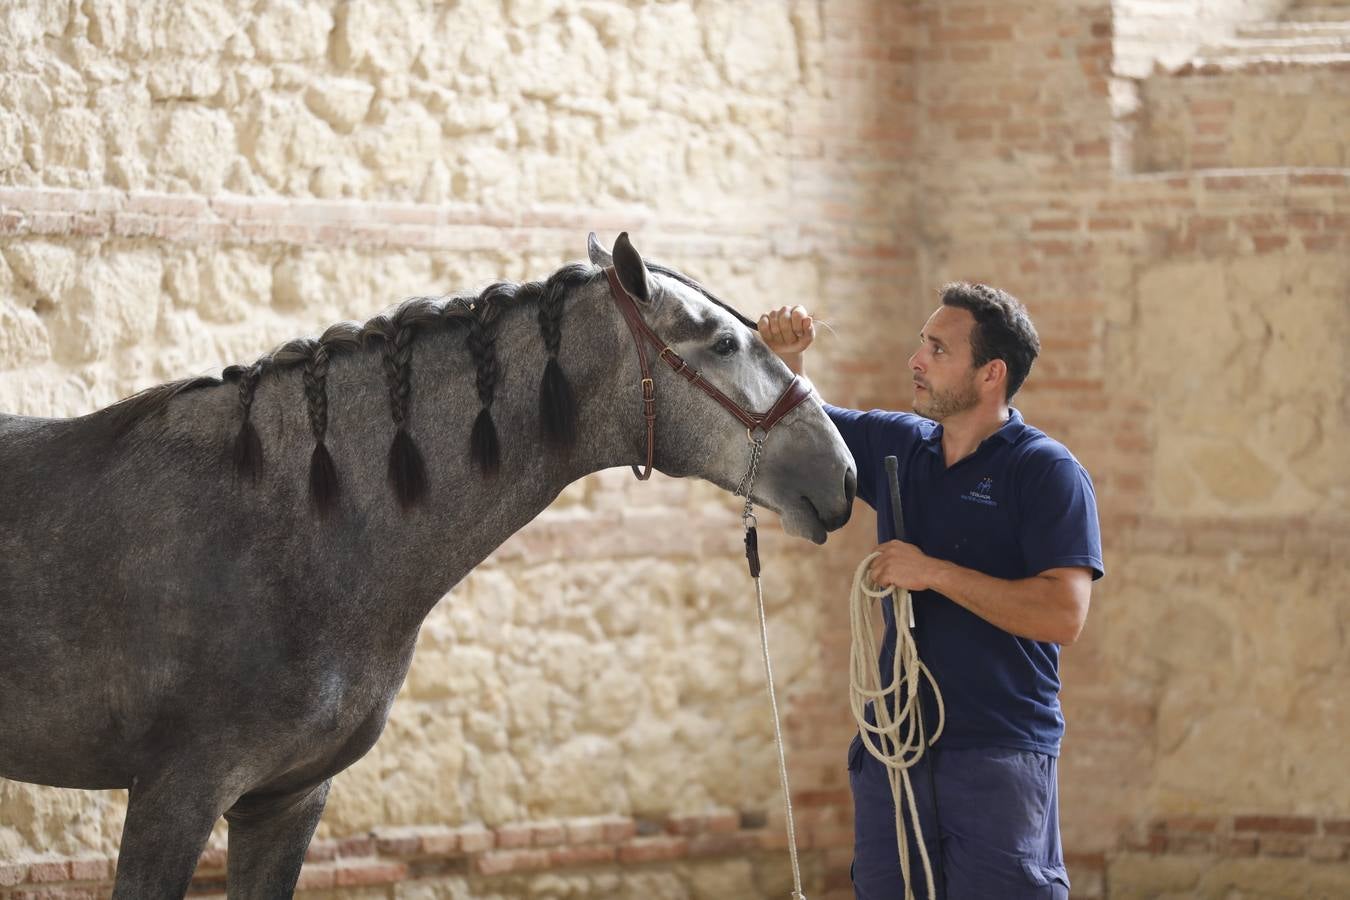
[224,780,331,899]
[111,770,229,900]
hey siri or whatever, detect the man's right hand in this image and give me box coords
[758,306,815,375]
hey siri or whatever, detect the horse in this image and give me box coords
[0,232,856,898]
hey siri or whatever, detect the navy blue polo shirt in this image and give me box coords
[826,404,1104,756]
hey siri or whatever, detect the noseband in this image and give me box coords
[604,266,812,482]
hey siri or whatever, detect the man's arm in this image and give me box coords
[867,540,1092,645]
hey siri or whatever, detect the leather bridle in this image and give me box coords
[604,266,812,481]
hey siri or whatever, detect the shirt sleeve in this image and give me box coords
[824,404,877,509]
[1018,456,1105,580]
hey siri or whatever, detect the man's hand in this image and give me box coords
[867,540,946,593]
[759,306,815,354]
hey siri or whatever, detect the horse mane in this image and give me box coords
[82,256,759,511]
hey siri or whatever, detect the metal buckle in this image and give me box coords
[640,377,654,396]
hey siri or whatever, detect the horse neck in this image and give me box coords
[296,277,641,629]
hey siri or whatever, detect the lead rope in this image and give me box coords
[849,554,945,900]
[737,435,807,900]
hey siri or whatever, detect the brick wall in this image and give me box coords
[911,2,1350,899]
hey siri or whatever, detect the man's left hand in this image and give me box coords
[867,540,945,593]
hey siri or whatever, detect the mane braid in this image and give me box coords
[536,265,590,449]
[379,313,428,509]
[230,361,265,482]
[299,339,339,513]
[466,287,506,477]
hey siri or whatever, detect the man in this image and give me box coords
[759,284,1103,900]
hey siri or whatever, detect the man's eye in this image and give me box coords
[933,345,944,354]
[713,335,738,356]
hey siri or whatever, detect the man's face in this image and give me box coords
[907,305,980,420]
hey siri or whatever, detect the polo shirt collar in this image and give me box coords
[922,407,1027,450]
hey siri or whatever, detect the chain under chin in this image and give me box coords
[735,434,766,523]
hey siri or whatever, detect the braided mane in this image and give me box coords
[85,258,760,513]
[93,263,599,510]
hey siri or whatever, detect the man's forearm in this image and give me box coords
[778,351,804,376]
[926,560,1088,645]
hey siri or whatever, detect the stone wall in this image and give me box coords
[0,1,906,897]
[2,1,1348,899]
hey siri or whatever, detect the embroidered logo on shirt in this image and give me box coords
[961,476,997,507]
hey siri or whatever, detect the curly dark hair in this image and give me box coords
[939,282,1041,401]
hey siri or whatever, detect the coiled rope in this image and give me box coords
[849,552,945,900]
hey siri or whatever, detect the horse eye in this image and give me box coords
[713,335,738,356]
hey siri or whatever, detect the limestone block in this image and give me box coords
[304,76,377,134]
[0,0,71,51]
[47,51,98,104]
[199,248,272,324]
[145,59,223,101]
[506,0,566,28]
[506,19,611,103]
[325,741,391,834]
[218,63,274,108]
[2,241,80,303]
[455,27,513,79]
[436,96,512,138]
[0,301,50,368]
[358,101,444,192]
[310,157,372,198]
[333,0,429,74]
[156,0,241,56]
[40,108,105,184]
[0,106,26,171]
[84,0,130,52]
[46,251,163,365]
[701,1,801,93]
[0,71,53,123]
[152,105,237,193]
[250,0,334,62]
[579,662,650,734]
[240,94,339,191]
[89,82,149,165]
[467,745,527,824]
[526,735,627,816]
[0,780,126,858]
[381,703,469,824]
[577,1,636,46]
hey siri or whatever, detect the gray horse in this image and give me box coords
[0,233,855,898]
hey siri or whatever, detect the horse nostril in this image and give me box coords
[843,467,857,506]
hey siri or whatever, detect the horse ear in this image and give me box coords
[612,231,651,303]
[587,232,613,267]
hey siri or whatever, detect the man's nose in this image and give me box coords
[908,349,922,371]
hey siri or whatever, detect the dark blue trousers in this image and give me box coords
[848,737,1070,899]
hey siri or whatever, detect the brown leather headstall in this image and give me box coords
[604,266,812,480]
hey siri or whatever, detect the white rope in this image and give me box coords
[753,571,808,900]
[849,552,945,900]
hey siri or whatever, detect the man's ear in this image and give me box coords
[587,232,613,267]
[982,358,1008,394]
[612,232,652,303]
